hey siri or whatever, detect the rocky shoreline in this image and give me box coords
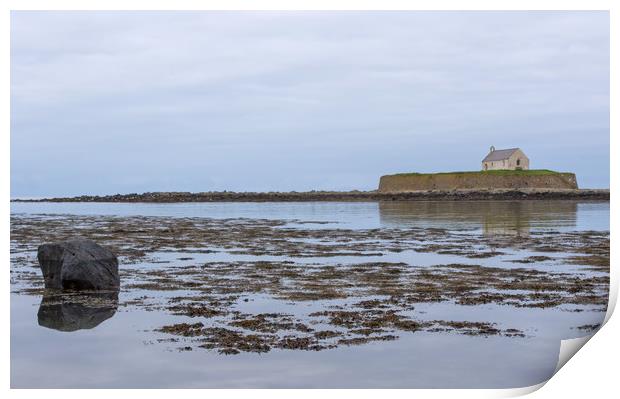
[11,188,610,203]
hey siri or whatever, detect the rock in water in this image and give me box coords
[37,239,120,290]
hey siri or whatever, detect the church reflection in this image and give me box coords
[37,291,118,332]
[378,200,578,237]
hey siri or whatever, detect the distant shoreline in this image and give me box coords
[10,189,610,203]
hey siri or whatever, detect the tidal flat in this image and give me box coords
[10,200,609,388]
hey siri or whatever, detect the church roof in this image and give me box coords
[482,148,520,162]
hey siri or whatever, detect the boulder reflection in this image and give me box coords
[378,200,578,237]
[37,291,118,332]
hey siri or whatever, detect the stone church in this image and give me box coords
[482,146,529,171]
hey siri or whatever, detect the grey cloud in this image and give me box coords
[10,11,609,196]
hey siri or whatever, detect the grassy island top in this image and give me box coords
[387,169,568,177]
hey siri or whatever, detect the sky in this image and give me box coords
[10,11,610,196]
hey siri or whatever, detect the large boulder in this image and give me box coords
[37,239,120,290]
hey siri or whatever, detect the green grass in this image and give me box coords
[389,169,566,178]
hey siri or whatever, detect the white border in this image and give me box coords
[3,1,616,398]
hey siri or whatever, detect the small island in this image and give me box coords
[380,147,578,192]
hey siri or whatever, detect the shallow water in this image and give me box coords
[10,200,609,231]
[10,200,609,388]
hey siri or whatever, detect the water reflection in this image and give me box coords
[379,201,578,236]
[37,291,119,332]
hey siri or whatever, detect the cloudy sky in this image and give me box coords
[11,11,609,196]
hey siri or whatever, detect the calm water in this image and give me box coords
[9,200,609,231]
[10,200,610,388]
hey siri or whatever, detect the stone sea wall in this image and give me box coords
[378,172,578,192]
